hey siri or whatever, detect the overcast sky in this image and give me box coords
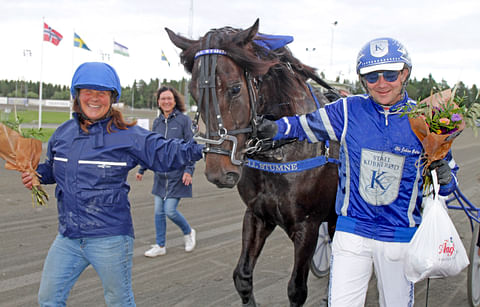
[1,0,479,91]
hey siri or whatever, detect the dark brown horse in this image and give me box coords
[166,19,339,307]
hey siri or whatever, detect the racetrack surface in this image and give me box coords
[0,128,479,306]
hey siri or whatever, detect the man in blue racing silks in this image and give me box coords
[256,38,458,306]
[21,62,203,307]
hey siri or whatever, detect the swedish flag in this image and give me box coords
[74,33,91,51]
[161,49,170,66]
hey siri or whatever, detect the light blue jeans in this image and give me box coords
[38,233,135,307]
[154,196,191,246]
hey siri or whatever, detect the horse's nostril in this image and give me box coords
[211,172,240,188]
[226,172,239,184]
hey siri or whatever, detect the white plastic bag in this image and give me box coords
[404,170,470,283]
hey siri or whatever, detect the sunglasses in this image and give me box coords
[363,70,401,83]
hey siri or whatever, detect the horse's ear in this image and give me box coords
[234,18,260,46]
[165,28,197,51]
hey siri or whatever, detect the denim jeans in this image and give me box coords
[38,234,135,307]
[154,196,191,246]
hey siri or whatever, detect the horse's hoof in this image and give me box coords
[242,297,258,307]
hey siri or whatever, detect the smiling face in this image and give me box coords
[158,90,176,117]
[364,68,409,106]
[78,89,112,120]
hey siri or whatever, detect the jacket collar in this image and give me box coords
[160,108,180,120]
[369,91,410,113]
[73,113,111,148]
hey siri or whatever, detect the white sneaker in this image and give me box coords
[184,229,196,252]
[144,244,166,257]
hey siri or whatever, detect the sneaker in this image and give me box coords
[184,229,196,252]
[144,244,166,257]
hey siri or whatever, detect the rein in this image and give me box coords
[245,83,340,173]
[192,43,340,171]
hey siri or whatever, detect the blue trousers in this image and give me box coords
[154,196,191,246]
[38,234,135,307]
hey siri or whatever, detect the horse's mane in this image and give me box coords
[179,26,323,116]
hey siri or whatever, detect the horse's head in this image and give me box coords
[166,19,277,188]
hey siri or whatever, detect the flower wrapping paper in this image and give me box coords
[0,123,42,186]
[409,89,465,169]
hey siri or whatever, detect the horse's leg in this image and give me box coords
[287,220,320,307]
[233,208,275,307]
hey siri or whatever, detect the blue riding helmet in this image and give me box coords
[356,37,412,75]
[70,62,122,102]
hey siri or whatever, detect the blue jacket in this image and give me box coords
[37,113,203,239]
[138,109,195,198]
[273,93,458,242]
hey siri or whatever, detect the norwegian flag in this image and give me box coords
[43,22,63,46]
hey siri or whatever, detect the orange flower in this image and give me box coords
[439,118,450,125]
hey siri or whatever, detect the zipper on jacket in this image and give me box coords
[382,106,404,127]
[164,116,169,198]
[382,107,390,126]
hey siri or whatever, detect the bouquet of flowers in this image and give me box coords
[401,88,480,190]
[0,122,49,206]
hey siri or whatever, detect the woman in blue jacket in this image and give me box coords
[136,87,196,257]
[21,62,203,307]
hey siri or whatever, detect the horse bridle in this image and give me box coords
[191,39,259,166]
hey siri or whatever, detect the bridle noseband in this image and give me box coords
[191,44,258,166]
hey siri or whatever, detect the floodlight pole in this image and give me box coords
[184,0,194,111]
[330,21,338,78]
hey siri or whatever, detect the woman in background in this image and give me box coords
[136,86,196,257]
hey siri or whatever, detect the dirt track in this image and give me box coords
[0,128,479,307]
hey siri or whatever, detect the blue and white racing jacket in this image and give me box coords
[37,113,203,239]
[273,93,458,242]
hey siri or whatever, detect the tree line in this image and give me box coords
[0,75,478,108]
[0,78,190,109]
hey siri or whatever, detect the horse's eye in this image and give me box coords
[229,85,241,97]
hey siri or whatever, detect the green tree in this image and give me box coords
[51,91,70,100]
[1,77,476,110]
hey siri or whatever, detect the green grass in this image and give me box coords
[19,128,56,143]
[1,110,66,143]
[4,110,70,124]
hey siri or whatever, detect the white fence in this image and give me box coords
[0,97,70,108]
[0,97,125,109]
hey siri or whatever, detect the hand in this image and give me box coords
[136,173,143,181]
[256,116,278,139]
[324,89,342,102]
[192,143,204,162]
[428,160,452,185]
[182,173,192,186]
[21,172,33,190]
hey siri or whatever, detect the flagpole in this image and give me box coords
[38,17,44,129]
